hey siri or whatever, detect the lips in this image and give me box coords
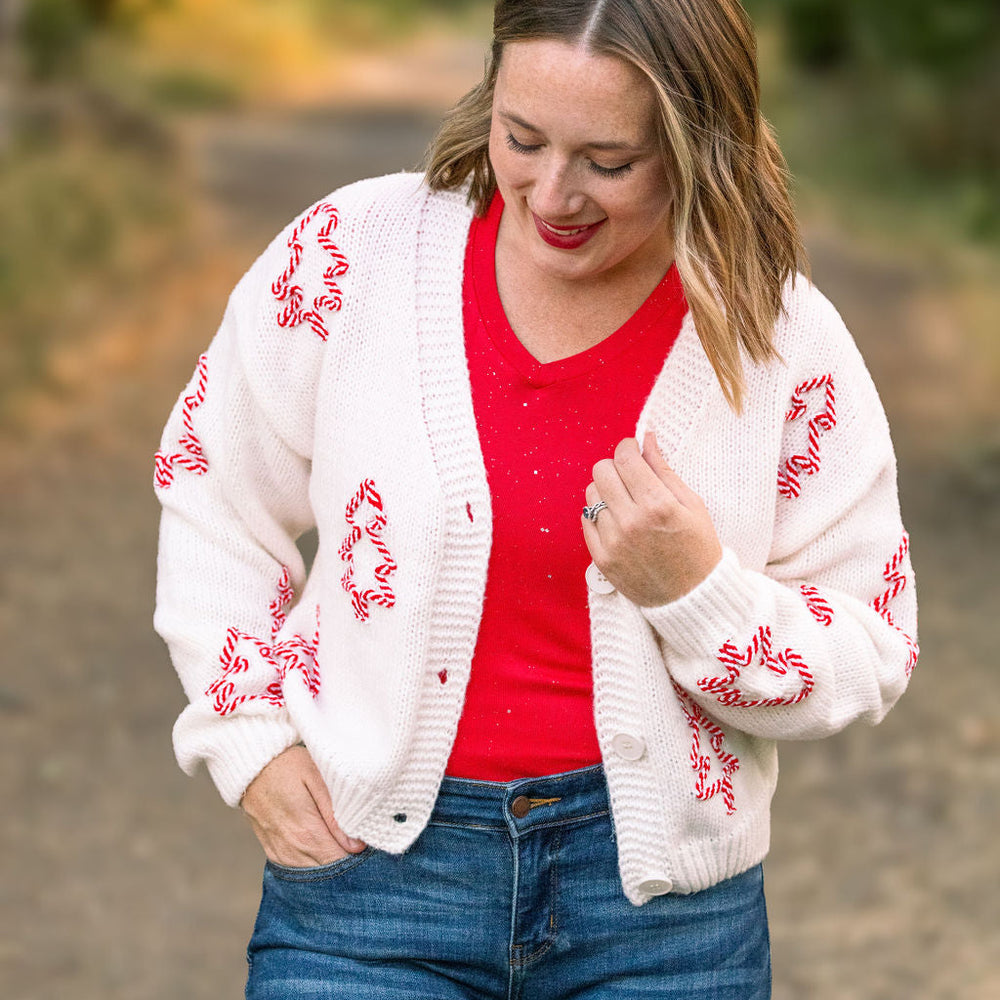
[531,212,607,250]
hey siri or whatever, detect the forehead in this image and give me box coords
[494,38,658,145]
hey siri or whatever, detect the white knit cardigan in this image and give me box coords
[154,172,917,905]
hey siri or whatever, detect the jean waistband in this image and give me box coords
[430,764,610,832]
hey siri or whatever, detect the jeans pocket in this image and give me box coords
[265,846,377,883]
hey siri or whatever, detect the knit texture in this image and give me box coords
[154,172,917,905]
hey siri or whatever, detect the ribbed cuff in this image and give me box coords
[174,711,301,807]
[640,548,757,659]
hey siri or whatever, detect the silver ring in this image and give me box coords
[582,500,608,522]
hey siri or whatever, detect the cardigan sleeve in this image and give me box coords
[153,208,333,806]
[641,289,917,741]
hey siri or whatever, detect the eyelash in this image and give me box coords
[504,133,634,180]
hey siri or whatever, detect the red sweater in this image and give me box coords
[446,193,686,780]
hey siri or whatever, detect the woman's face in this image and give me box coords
[489,39,674,287]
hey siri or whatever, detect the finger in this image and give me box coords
[582,479,620,536]
[303,767,367,854]
[304,769,366,854]
[581,482,611,556]
[591,456,633,511]
[613,437,674,506]
[641,431,700,507]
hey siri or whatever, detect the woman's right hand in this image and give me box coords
[240,745,367,867]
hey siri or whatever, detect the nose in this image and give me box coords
[531,155,586,220]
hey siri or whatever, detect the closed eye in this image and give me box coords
[506,131,634,179]
[588,160,634,179]
[505,132,540,154]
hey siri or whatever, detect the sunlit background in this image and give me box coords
[1,2,997,998]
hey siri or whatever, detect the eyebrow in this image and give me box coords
[500,111,647,153]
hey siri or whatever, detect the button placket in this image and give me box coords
[585,562,616,594]
[611,733,646,761]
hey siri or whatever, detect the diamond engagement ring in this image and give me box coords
[582,500,608,522]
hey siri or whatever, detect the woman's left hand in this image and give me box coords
[582,432,723,606]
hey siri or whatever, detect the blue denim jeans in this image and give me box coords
[246,765,770,999]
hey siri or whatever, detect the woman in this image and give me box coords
[154,1,917,997]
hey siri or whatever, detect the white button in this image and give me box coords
[638,878,673,896]
[612,733,646,761]
[586,563,616,594]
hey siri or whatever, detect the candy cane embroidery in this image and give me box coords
[271,201,349,341]
[870,532,919,676]
[800,584,835,626]
[269,566,295,639]
[206,568,321,716]
[154,354,209,489]
[778,374,836,499]
[272,606,322,699]
[673,681,740,816]
[339,479,397,622]
[701,625,815,708]
[207,628,285,716]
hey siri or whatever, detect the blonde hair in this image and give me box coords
[425,0,806,411]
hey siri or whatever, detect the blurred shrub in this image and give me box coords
[146,67,241,111]
[19,0,89,78]
[745,0,1000,240]
[0,118,183,407]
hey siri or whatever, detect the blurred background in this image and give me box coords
[0,1,997,997]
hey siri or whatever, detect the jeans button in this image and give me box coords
[510,795,531,819]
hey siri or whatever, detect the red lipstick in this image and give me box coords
[531,213,606,250]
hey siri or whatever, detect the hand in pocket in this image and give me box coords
[240,745,367,868]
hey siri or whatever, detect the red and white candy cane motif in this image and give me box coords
[207,628,284,716]
[870,532,919,676]
[271,202,349,342]
[271,605,322,698]
[269,566,295,640]
[800,584,835,626]
[673,681,740,815]
[339,479,397,623]
[154,354,209,489]
[701,625,815,708]
[777,374,836,499]
[207,605,322,716]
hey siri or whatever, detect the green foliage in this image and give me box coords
[146,68,241,111]
[744,0,1000,241]
[19,0,90,79]
[77,0,120,23]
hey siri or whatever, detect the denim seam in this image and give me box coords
[427,819,507,831]
[507,831,520,1000]
[511,808,609,834]
[517,826,562,969]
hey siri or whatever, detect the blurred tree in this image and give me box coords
[78,0,118,24]
[779,0,851,70]
[18,0,88,79]
[744,0,999,236]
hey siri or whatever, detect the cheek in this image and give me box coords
[618,179,672,229]
[489,131,529,192]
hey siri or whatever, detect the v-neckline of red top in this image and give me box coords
[472,191,685,388]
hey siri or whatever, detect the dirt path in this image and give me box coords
[1,105,997,999]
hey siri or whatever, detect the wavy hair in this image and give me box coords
[425,0,806,410]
